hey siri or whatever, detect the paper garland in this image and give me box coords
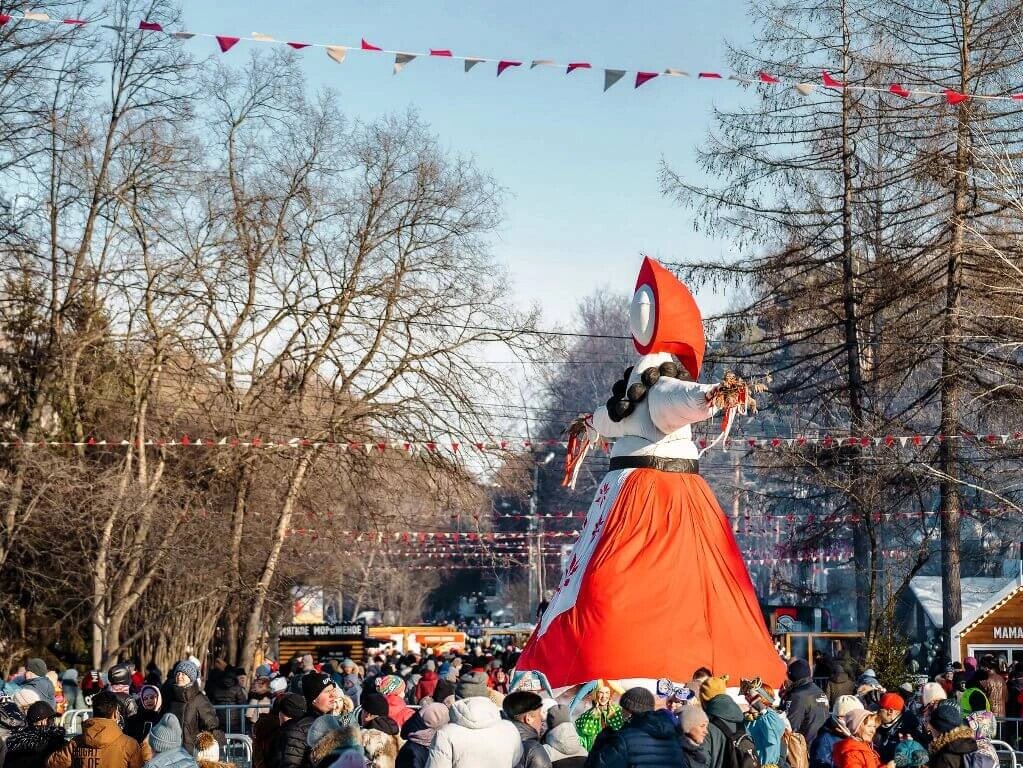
[1,12,1021,102]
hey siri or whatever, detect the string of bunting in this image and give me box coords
[3,431,1023,453]
[4,12,1023,103]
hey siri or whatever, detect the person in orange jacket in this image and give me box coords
[833,709,895,768]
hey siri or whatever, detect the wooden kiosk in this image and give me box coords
[951,575,1023,666]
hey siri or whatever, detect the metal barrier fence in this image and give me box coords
[998,720,1023,750]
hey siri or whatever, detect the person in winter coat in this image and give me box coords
[874,693,925,763]
[413,663,439,704]
[337,661,362,710]
[741,679,789,767]
[4,702,67,768]
[374,677,413,729]
[424,695,522,768]
[974,671,1006,719]
[271,673,340,768]
[125,685,164,744]
[701,677,747,768]
[256,695,304,768]
[359,693,400,739]
[305,715,365,768]
[161,662,222,754]
[108,665,140,725]
[62,671,87,712]
[584,687,685,768]
[46,690,145,768]
[247,676,273,726]
[453,670,489,701]
[206,669,247,733]
[681,706,710,768]
[542,705,587,768]
[832,710,889,768]
[1,700,28,768]
[812,696,862,768]
[785,660,831,747]
[22,660,57,710]
[503,691,552,768]
[826,669,858,709]
[397,703,449,768]
[143,715,199,768]
[926,703,982,768]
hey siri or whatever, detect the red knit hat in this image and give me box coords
[879,692,904,712]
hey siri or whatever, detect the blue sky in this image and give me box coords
[177,0,753,327]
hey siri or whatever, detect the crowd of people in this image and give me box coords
[0,649,1017,768]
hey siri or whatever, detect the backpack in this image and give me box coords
[711,715,762,768]
[781,729,809,768]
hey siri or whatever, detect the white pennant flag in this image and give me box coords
[663,68,689,77]
[394,52,416,74]
[530,59,556,69]
[326,46,347,64]
[251,32,275,41]
[464,57,484,72]
[604,69,626,91]
[23,12,51,21]
[898,436,909,447]
[795,82,815,96]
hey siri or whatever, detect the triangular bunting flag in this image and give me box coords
[944,89,969,105]
[758,71,780,83]
[795,82,814,95]
[171,32,195,39]
[531,59,555,69]
[23,12,51,21]
[698,72,722,79]
[361,38,382,51]
[216,36,240,52]
[138,20,163,31]
[251,32,275,41]
[287,42,310,50]
[430,49,453,56]
[326,46,347,64]
[394,52,416,74]
[567,61,591,73]
[822,71,845,88]
[63,18,88,25]
[0,15,10,25]
[464,57,484,72]
[664,68,689,77]
[635,71,658,88]
[497,60,521,76]
[603,69,625,91]
[889,83,910,98]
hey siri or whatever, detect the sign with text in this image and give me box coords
[280,622,366,640]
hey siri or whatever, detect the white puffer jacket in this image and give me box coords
[425,697,523,768]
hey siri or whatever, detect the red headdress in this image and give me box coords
[630,257,705,379]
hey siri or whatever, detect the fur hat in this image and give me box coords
[503,691,543,719]
[195,731,219,762]
[620,687,655,715]
[699,675,729,703]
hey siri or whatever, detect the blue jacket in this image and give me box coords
[810,718,847,768]
[585,711,685,768]
[748,709,787,766]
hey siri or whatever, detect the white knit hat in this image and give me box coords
[832,694,861,718]
[14,688,40,711]
[921,682,948,706]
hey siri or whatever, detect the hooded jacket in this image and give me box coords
[454,672,490,701]
[46,717,145,768]
[832,738,882,768]
[811,718,849,768]
[414,672,439,704]
[425,696,523,768]
[126,687,164,744]
[161,684,222,754]
[22,677,57,710]
[929,726,981,768]
[747,708,787,766]
[544,722,588,767]
[584,710,685,768]
[704,694,746,768]
[785,678,830,746]
[874,711,924,762]
[825,671,856,708]
[4,725,68,768]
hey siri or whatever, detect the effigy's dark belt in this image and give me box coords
[608,456,700,474]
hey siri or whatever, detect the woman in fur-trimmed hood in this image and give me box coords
[307,716,366,768]
[927,702,982,768]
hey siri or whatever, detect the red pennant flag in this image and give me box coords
[63,18,88,25]
[139,21,163,31]
[822,71,845,88]
[361,38,382,51]
[430,49,453,56]
[0,15,10,25]
[944,89,969,105]
[889,83,910,98]
[216,36,240,53]
[180,434,191,446]
[635,71,658,88]
[698,72,723,79]
[497,60,522,76]
[567,61,591,74]
[287,42,310,50]
[1013,94,1023,101]
[758,71,780,83]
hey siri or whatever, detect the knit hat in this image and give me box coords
[375,675,405,697]
[279,693,307,720]
[13,688,40,710]
[306,714,341,749]
[270,676,288,694]
[879,692,905,712]
[26,658,47,678]
[195,731,219,762]
[420,702,450,730]
[361,691,389,717]
[149,713,183,753]
[929,701,963,734]
[503,691,543,719]
[833,695,862,718]
[699,675,728,703]
[62,669,79,683]
[787,659,811,681]
[303,672,335,704]
[680,705,710,734]
[26,701,56,724]
[341,659,356,671]
[255,665,272,679]
[893,740,929,768]
[424,660,436,672]
[620,687,655,715]
[843,708,874,737]
[173,660,199,685]
[921,682,948,706]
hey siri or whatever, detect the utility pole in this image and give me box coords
[527,452,556,618]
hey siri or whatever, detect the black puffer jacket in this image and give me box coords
[161,682,223,752]
[270,714,315,768]
[785,678,831,746]
[585,711,684,768]
[3,725,67,768]
[207,673,247,707]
